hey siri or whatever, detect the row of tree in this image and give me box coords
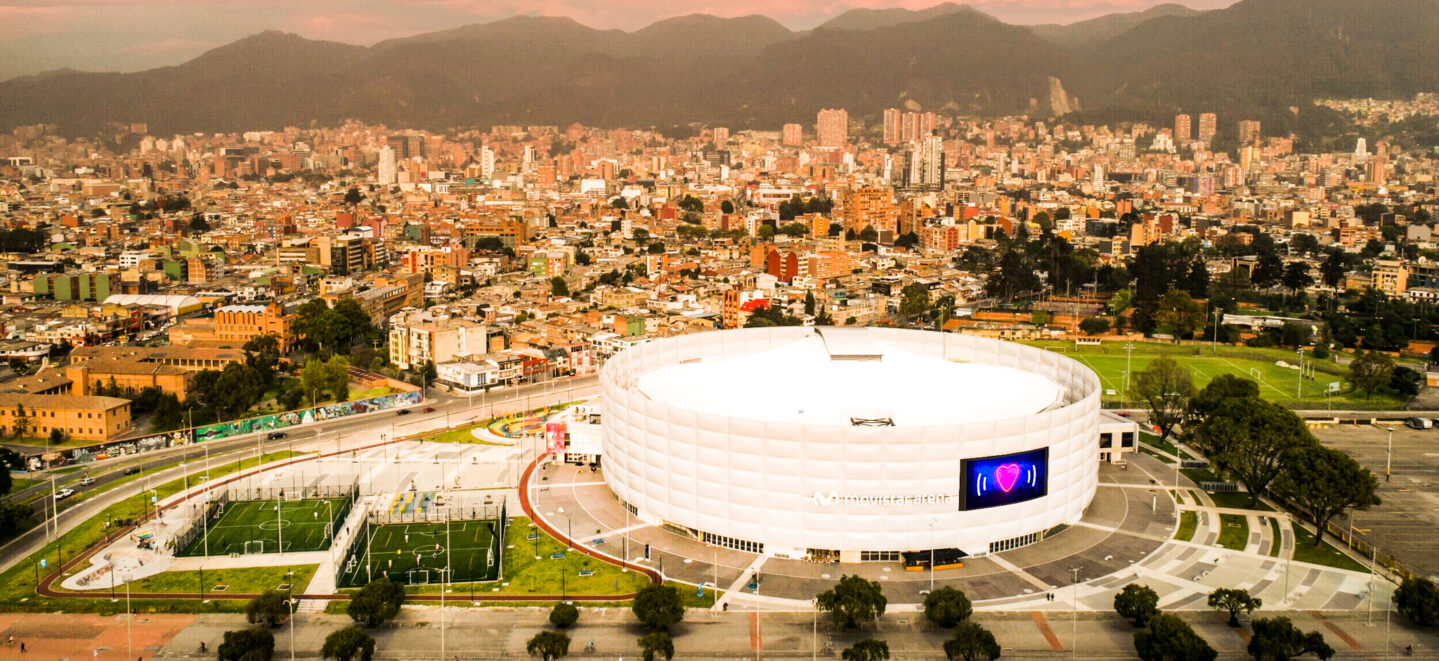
[1116,582,1335,661]
[1129,362,1382,546]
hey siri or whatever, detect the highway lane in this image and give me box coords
[0,375,598,575]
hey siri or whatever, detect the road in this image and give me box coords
[0,375,598,575]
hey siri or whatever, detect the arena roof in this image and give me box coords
[102,294,204,314]
[636,331,1064,426]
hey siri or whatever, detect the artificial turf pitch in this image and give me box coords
[178,498,348,556]
[338,519,500,587]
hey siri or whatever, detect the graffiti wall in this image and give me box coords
[27,429,192,471]
[192,390,423,444]
[22,390,423,470]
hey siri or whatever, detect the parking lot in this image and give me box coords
[1311,422,1439,578]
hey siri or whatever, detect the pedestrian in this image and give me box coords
[20,642,26,652]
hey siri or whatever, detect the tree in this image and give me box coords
[1079,317,1111,336]
[321,627,375,661]
[246,590,291,628]
[347,578,405,627]
[899,283,931,325]
[1109,289,1134,315]
[817,575,887,629]
[526,631,570,661]
[638,632,674,661]
[1319,250,1347,289]
[1274,444,1380,548]
[549,602,579,629]
[48,428,65,446]
[858,227,878,243]
[1155,289,1204,341]
[1128,355,1195,442]
[1394,577,1439,627]
[1282,262,1314,294]
[1208,588,1262,627]
[894,232,920,249]
[944,621,1000,661]
[923,586,973,629]
[0,501,31,536]
[1246,617,1334,660]
[804,290,816,316]
[243,334,282,388]
[632,584,685,632]
[721,200,736,214]
[11,404,30,439]
[190,214,211,232]
[1347,350,1394,399]
[218,628,275,661]
[1389,366,1422,398]
[841,639,890,661]
[1114,584,1161,627]
[1188,374,1260,422]
[547,276,569,298]
[1193,398,1312,506]
[757,225,776,240]
[1134,613,1217,661]
[1251,252,1285,289]
[344,187,364,206]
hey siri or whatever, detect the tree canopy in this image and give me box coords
[817,575,887,629]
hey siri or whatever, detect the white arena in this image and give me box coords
[600,327,1103,561]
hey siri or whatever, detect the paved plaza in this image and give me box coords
[528,442,1392,614]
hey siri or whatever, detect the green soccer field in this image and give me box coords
[337,519,501,588]
[1023,340,1407,409]
[178,498,349,556]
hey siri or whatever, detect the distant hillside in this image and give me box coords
[0,0,1435,136]
[813,2,992,31]
[1028,3,1203,50]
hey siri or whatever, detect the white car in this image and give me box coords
[54,488,76,500]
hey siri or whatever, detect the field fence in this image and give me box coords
[171,490,231,556]
[222,482,359,503]
[367,498,505,526]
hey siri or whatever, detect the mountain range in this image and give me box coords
[2,0,1437,138]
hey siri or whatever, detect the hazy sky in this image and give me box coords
[0,0,1237,81]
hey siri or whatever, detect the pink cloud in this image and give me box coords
[0,4,72,34]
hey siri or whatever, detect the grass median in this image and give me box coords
[1216,514,1249,551]
[0,449,303,613]
[1290,522,1368,572]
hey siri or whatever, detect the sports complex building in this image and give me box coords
[599,327,1129,563]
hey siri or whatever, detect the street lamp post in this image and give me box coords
[125,573,133,661]
[1122,343,1135,400]
[1295,348,1304,400]
[1070,567,1081,659]
[1386,426,1394,482]
[287,594,297,661]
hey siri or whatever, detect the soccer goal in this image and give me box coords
[324,522,335,541]
[407,569,430,585]
[244,540,264,554]
[1248,368,1263,381]
[284,490,303,502]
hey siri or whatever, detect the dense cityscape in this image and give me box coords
[2,1,1439,660]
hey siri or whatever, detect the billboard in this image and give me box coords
[960,447,1048,511]
[545,421,568,455]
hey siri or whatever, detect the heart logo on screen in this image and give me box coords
[995,463,1022,493]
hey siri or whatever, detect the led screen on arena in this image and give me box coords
[960,448,1049,511]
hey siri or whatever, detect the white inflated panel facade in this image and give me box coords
[600,327,1101,557]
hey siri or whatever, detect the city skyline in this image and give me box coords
[0,0,1241,81]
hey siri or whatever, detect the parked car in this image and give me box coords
[123,467,141,475]
[79,476,95,486]
[54,488,75,500]
[267,431,288,440]
[423,407,435,413]
[396,409,412,416]
[1405,417,1432,430]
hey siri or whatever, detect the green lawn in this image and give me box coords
[0,450,307,613]
[349,386,393,402]
[8,477,40,494]
[1023,340,1405,409]
[1206,491,1274,511]
[1174,491,1184,505]
[1217,514,1250,551]
[421,422,507,446]
[1181,466,1221,486]
[338,519,500,588]
[118,565,318,596]
[1290,522,1368,572]
[1268,518,1282,557]
[179,497,350,556]
[1175,511,1198,542]
[493,516,651,597]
